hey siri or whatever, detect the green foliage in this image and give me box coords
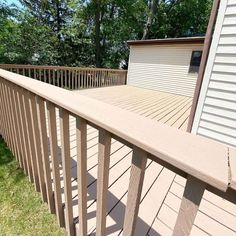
[0,137,66,235]
[0,0,213,68]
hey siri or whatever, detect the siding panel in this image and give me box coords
[127,45,203,97]
[193,0,236,147]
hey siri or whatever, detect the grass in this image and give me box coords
[0,136,66,236]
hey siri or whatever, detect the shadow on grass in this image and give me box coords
[0,136,25,183]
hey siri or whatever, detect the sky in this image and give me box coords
[4,0,22,7]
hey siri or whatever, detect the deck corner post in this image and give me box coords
[173,175,206,236]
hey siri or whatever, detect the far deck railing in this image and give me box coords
[0,64,127,90]
[0,69,235,236]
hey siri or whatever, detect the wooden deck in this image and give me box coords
[54,85,236,235]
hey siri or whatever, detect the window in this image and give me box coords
[189,51,202,73]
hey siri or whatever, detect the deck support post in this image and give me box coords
[173,175,206,236]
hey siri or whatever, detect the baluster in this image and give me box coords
[59,108,74,236]
[65,70,68,88]
[96,129,111,236]
[1,82,14,153]
[78,71,81,89]
[39,69,42,81]
[15,88,28,174]
[72,70,74,90]
[173,175,206,236]
[37,96,55,213]
[49,69,51,84]
[23,91,40,190]
[18,88,33,180]
[123,147,147,236]
[53,70,55,86]
[75,71,77,89]
[8,84,22,167]
[29,93,47,202]
[47,101,64,226]
[44,69,46,83]
[76,117,87,235]
[4,83,17,157]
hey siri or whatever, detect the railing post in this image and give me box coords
[96,129,111,236]
[123,147,147,236]
[173,175,206,236]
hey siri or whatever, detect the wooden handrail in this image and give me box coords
[0,69,235,236]
[0,64,127,90]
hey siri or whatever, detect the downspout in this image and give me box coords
[187,0,220,133]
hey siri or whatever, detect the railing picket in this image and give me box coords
[15,88,29,174]
[8,84,22,167]
[18,88,33,179]
[23,91,40,190]
[96,129,111,236]
[123,147,147,236]
[173,175,206,236]
[1,82,14,152]
[24,91,40,190]
[47,101,65,227]
[37,96,55,213]
[53,70,55,86]
[29,93,47,202]
[76,117,87,235]
[59,108,74,236]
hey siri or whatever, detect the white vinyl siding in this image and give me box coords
[127,44,203,97]
[192,0,236,147]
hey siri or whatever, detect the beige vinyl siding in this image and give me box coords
[192,0,236,147]
[127,44,203,97]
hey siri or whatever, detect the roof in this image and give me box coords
[127,36,205,46]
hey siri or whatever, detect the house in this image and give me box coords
[191,0,236,147]
[0,0,235,236]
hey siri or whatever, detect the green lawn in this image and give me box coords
[0,136,66,236]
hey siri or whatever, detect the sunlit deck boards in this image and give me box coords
[54,85,236,235]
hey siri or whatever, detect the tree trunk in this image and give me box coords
[142,0,158,40]
[94,0,101,67]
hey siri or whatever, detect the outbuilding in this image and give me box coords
[127,37,204,97]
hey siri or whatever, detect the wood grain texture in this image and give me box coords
[123,147,147,236]
[173,175,206,236]
[96,129,111,236]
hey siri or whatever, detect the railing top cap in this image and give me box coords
[0,69,233,192]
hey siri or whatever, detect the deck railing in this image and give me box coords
[0,69,235,236]
[0,64,127,90]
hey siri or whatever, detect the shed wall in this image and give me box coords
[127,44,203,97]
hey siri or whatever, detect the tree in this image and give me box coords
[0,0,213,68]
